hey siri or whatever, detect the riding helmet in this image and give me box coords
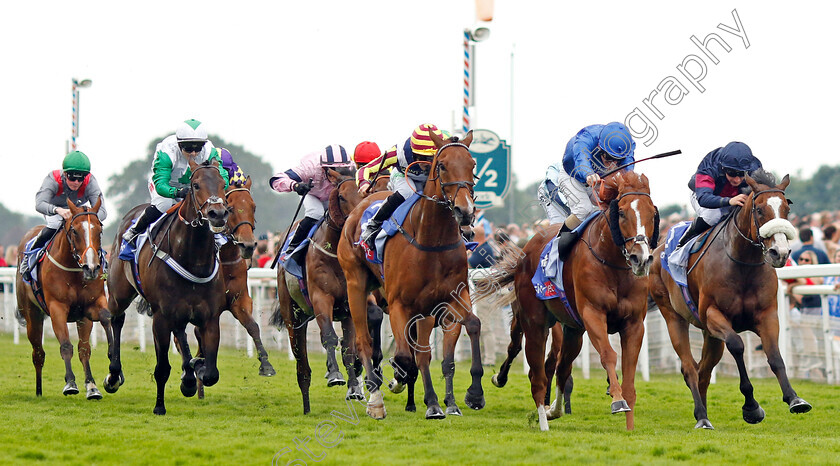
[597,122,635,160]
[62,150,91,173]
[176,119,209,143]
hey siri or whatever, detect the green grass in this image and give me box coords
[1,331,839,465]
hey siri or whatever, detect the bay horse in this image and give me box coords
[273,173,384,413]
[338,131,485,420]
[474,171,658,430]
[15,198,115,399]
[106,158,229,415]
[649,170,811,429]
[193,176,275,398]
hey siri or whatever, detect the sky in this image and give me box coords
[2,1,838,226]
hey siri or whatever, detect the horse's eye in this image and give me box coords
[193,183,200,190]
[338,195,345,202]
[439,163,446,172]
[618,210,625,218]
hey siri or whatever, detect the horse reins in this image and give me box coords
[581,190,655,269]
[49,209,101,272]
[178,165,225,228]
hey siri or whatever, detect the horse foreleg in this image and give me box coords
[414,316,444,419]
[191,327,205,399]
[231,294,275,377]
[347,274,385,419]
[173,327,197,398]
[492,300,523,388]
[367,300,384,386]
[103,310,126,393]
[543,323,561,406]
[461,312,486,410]
[24,310,46,396]
[520,306,550,431]
[48,306,79,396]
[75,319,102,400]
[580,306,627,416]
[618,318,645,431]
[440,320,461,416]
[754,311,811,414]
[195,318,221,387]
[91,304,116,396]
[151,314,172,415]
[705,307,764,424]
[548,325,583,421]
[313,292,343,387]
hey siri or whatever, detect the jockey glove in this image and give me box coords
[293,182,311,196]
[175,187,189,199]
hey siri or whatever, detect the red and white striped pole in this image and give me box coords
[71,79,78,151]
[463,29,472,135]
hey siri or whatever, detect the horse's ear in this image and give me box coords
[66,198,79,214]
[92,196,102,213]
[325,168,342,186]
[188,157,199,171]
[429,128,445,148]
[640,173,650,190]
[210,158,220,168]
[244,176,252,189]
[745,174,759,192]
[777,174,790,191]
[462,131,473,147]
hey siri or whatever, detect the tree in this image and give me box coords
[0,203,40,246]
[104,135,300,241]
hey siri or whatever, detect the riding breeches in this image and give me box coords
[44,213,65,229]
[303,193,329,220]
[537,181,571,225]
[689,192,732,225]
[148,181,181,211]
[387,172,422,199]
[552,167,599,220]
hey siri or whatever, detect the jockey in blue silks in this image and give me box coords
[677,141,763,247]
[553,122,636,258]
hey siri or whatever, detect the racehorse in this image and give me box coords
[474,171,658,430]
[15,198,115,399]
[338,131,485,420]
[273,173,384,413]
[193,176,275,398]
[106,158,229,415]
[649,170,811,429]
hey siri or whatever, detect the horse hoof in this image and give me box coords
[180,381,198,398]
[743,405,765,424]
[610,400,631,414]
[405,404,416,413]
[63,382,79,396]
[103,374,120,394]
[547,400,564,420]
[153,406,166,416]
[189,357,205,371]
[86,387,103,400]
[789,397,812,414]
[491,374,506,388]
[366,391,387,419]
[445,405,463,416]
[694,419,714,430]
[425,405,446,420]
[326,372,346,387]
[388,379,405,394]
[345,386,365,401]
[465,393,486,410]
[259,364,276,377]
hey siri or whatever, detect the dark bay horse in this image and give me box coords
[16,198,115,399]
[273,174,384,413]
[338,131,484,420]
[106,159,229,415]
[193,176,275,398]
[474,171,658,430]
[649,170,811,429]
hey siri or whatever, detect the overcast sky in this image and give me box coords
[2,1,837,225]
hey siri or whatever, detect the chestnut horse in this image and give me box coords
[106,159,229,415]
[338,131,484,420]
[474,171,658,430]
[16,198,115,399]
[193,176,275,398]
[649,170,811,429]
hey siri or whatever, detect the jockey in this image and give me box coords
[678,141,762,247]
[537,162,572,224]
[122,119,229,245]
[219,147,248,186]
[20,150,108,281]
[554,122,636,257]
[357,123,444,250]
[269,145,355,260]
[352,141,381,171]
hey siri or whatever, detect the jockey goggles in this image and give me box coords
[723,168,746,178]
[65,171,86,182]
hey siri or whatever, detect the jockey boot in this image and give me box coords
[20,227,57,282]
[361,192,405,249]
[556,214,582,262]
[284,216,319,257]
[122,205,163,246]
[677,217,711,249]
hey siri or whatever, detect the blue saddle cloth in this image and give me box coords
[529,211,600,327]
[661,221,700,320]
[281,218,324,280]
[21,237,41,285]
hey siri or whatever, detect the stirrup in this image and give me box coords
[122,229,139,245]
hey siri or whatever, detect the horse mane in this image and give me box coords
[327,185,345,227]
[747,168,777,189]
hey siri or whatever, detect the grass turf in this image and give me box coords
[0,331,838,465]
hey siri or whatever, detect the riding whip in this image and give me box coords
[601,149,681,178]
[270,178,313,269]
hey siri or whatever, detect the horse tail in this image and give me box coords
[269,300,285,328]
[136,298,153,316]
[472,246,522,308]
[14,307,27,327]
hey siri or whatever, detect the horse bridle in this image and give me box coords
[424,142,476,210]
[224,186,255,242]
[63,209,101,269]
[732,188,787,255]
[179,165,225,228]
[608,191,658,266]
